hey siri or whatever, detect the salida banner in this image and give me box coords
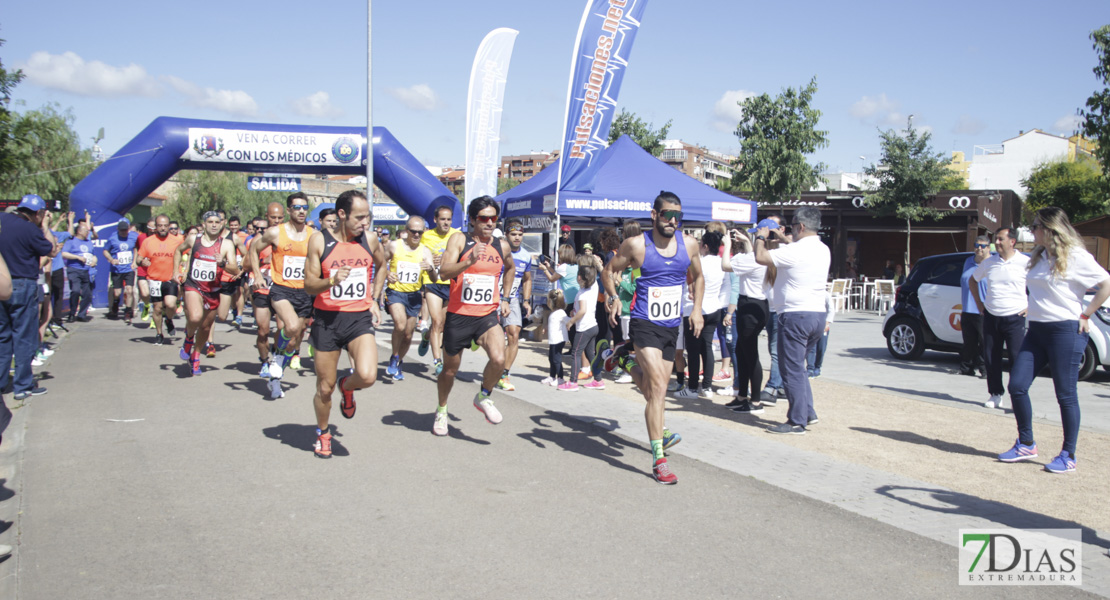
[556,0,648,194]
[183,128,363,168]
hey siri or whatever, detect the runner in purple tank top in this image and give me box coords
[602,191,704,485]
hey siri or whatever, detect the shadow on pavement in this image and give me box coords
[875,484,1110,548]
[224,378,292,399]
[225,361,264,376]
[261,423,349,456]
[381,409,491,445]
[517,410,647,479]
[158,362,198,379]
[0,478,12,503]
[867,385,992,409]
[850,427,998,459]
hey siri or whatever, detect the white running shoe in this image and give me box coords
[984,394,1005,409]
[432,410,448,436]
[719,386,736,397]
[698,387,715,400]
[616,373,634,384]
[269,361,283,381]
[473,393,503,424]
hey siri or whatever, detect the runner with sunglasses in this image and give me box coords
[382,215,436,381]
[249,192,316,399]
[603,191,703,484]
[431,196,515,436]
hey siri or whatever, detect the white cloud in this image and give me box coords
[1053,114,1083,135]
[163,75,258,117]
[292,91,344,119]
[952,115,987,136]
[710,89,758,132]
[850,93,908,127]
[386,84,439,111]
[22,51,160,97]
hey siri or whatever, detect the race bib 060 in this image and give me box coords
[331,267,368,301]
[647,285,681,321]
[461,274,496,305]
[282,256,306,281]
[191,259,218,282]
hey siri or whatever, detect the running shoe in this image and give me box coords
[179,344,190,361]
[998,439,1038,463]
[766,423,806,435]
[577,367,591,381]
[591,339,610,376]
[432,411,449,436]
[723,397,747,408]
[314,431,332,458]
[759,388,780,406]
[139,303,150,322]
[269,378,284,400]
[165,318,176,336]
[259,362,271,378]
[557,381,579,392]
[473,392,503,424]
[1044,451,1076,474]
[386,355,399,379]
[662,429,682,450]
[652,457,678,485]
[338,375,356,419]
[393,364,405,382]
[718,386,736,397]
[712,369,731,382]
[616,373,634,384]
[540,377,555,386]
[433,360,444,377]
[269,360,284,381]
[807,415,819,426]
[154,334,164,346]
[206,343,216,359]
[149,319,156,330]
[496,376,516,391]
[234,316,243,328]
[124,307,134,324]
[307,344,314,358]
[582,380,605,390]
[469,340,480,352]
[290,355,301,370]
[667,380,682,392]
[190,357,202,376]
[40,346,55,357]
[31,354,44,367]
[603,341,632,372]
[984,394,1005,409]
[698,387,715,400]
[417,319,430,333]
[731,400,764,414]
[673,387,699,400]
[617,354,637,374]
[418,330,430,357]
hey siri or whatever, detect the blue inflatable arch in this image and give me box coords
[70,117,461,306]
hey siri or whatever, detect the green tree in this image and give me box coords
[1021,158,1106,223]
[162,170,288,227]
[0,37,25,177]
[730,77,829,205]
[1080,25,1110,184]
[0,103,94,204]
[864,117,954,270]
[497,176,520,194]
[607,109,671,157]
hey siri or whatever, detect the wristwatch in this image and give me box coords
[755,235,767,241]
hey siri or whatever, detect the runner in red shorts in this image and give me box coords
[173,211,239,376]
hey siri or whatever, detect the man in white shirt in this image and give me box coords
[754,206,830,434]
[970,227,1029,409]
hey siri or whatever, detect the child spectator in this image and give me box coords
[541,289,569,386]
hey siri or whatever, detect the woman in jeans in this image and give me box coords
[722,229,769,413]
[999,207,1110,473]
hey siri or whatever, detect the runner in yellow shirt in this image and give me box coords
[417,205,460,377]
[382,215,436,381]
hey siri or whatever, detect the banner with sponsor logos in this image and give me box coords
[183,128,363,168]
[556,0,649,195]
[465,28,519,203]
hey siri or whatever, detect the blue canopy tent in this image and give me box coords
[498,135,757,226]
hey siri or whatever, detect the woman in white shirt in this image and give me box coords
[723,229,769,414]
[999,207,1110,474]
[680,232,729,399]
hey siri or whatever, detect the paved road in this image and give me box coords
[808,311,1110,434]
[0,313,1103,599]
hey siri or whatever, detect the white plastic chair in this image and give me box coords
[829,279,849,312]
[874,279,896,315]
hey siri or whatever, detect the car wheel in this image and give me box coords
[1078,341,1097,382]
[887,317,925,360]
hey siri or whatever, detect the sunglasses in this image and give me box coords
[974,243,990,249]
[657,209,683,223]
[475,215,498,224]
[290,204,309,211]
[408,228,425,235]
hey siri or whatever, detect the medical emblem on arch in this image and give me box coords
[193,135,224,158]
[332,137,359,164]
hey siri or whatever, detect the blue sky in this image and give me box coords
[3,1,1107,176]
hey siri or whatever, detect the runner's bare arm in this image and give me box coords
[248,226,279,282]
[436,232,470,281]
[369,235,388,301]
[499,239,516,300]
[102,248,116,265]
[221,239,241,277]
[421,246,437,279]
[172,234,192,281]
[384,240,398,284]
[521,266,534,313]
[303,232,330,296]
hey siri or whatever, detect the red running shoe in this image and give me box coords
[205,342,216,358]
[314,431,332,458]
[338,375,356,419]
[653,457,678,485]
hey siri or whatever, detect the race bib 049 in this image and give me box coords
[331,267,368,301]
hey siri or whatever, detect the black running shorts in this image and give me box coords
[629,317,678,362]
[310,309,375,352]
[442,311,501,356]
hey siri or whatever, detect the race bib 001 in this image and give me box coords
[191,259,218,282]
[396,261,421,285]
[647,285,681,321]
[331,267,368,301]
[282,256,306,281]
[461,274,496,305]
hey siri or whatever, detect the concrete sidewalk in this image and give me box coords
[0,313,1105,598]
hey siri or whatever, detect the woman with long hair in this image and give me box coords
[998,207,1110,473]
[723,228,769,413]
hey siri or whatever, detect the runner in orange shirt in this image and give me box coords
[248,204,286,379]
[136,215,184,345]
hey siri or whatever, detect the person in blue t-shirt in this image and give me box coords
[496,218,533,391]
[60,222,96,322]
[955,235,992,377]
[103,218,139,323]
